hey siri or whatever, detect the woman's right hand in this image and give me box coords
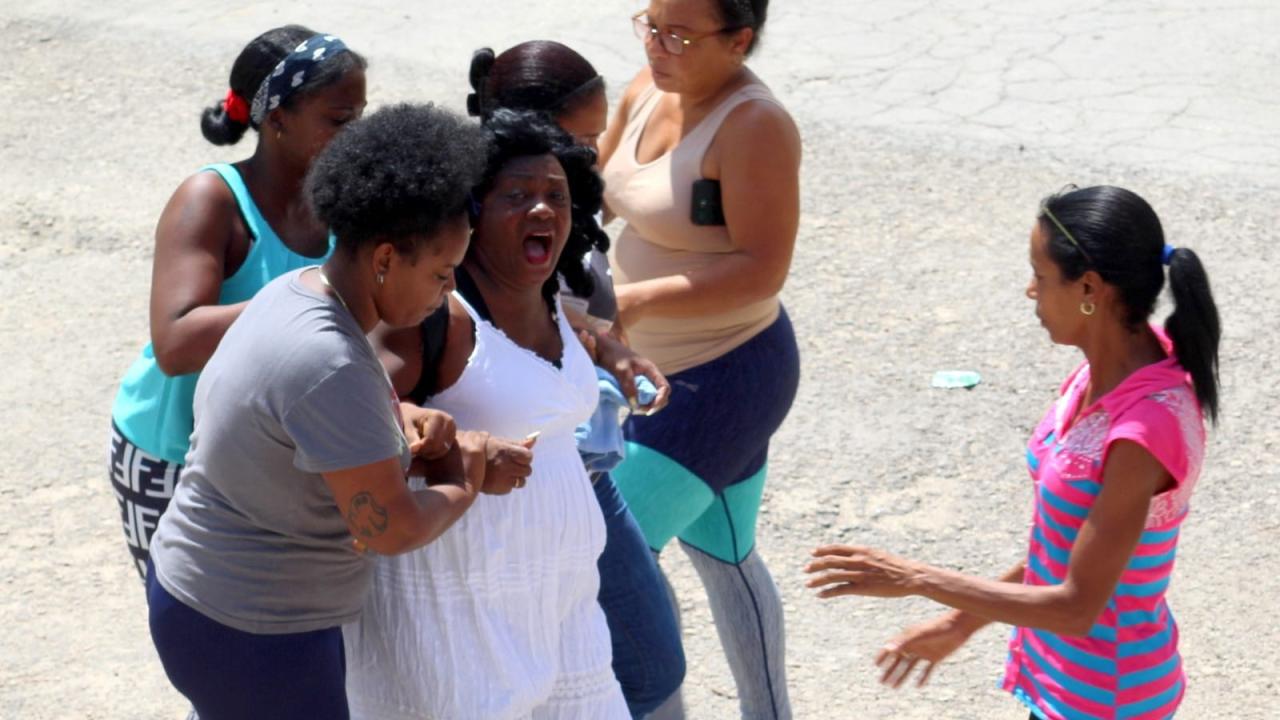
[457,432,535,495]
[874,612,977,689]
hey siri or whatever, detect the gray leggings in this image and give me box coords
[648,542,791,720]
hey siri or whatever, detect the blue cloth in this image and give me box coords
[147,561,350,720]
[111,164,333,464]
[575,368,658,474]
[592,473,685,716]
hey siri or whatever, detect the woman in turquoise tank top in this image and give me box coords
[109,25,367,579]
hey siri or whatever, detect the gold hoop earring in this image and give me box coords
[1080,301,1096,316]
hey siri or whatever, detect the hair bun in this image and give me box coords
[200,99,249,146]
[469,48,495,90]
[467,48,496,117]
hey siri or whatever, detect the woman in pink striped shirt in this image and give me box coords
[805,185,1221,720]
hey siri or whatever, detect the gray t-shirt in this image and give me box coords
[151,269,410,635]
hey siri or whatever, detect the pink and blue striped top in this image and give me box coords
[1002,350,1205,720]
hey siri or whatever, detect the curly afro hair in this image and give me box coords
[473,108,608,307]
[306,103,489,257]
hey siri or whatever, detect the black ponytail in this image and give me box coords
[200,102,250,146]
[1040,185,1222,423]
[200,25,314,145]
[1164,248,1221,423]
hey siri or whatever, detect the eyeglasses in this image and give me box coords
[631,11,740,56]
[1039,184,1093,264]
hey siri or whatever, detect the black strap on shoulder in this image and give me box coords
[453,266,492,323]
[406,302,450,405]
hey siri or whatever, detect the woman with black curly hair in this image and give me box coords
[466,40,686,716]
[343,109,634,720]
[109,26,366,579]
[145,104,531,720]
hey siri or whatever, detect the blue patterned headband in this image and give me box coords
[250,34,350,126]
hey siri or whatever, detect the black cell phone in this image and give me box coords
[690,178,726,226]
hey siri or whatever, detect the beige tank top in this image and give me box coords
[604,80,783,375]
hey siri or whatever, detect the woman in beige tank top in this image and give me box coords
[598,2,801,718]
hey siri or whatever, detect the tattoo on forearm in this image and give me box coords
[348,492,389,539]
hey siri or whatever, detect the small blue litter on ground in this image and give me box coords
[930,370,982,389]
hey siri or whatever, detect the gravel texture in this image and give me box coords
[1,1,1276,718]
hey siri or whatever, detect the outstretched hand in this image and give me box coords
[804,544,923,599]
[874,613,976,689]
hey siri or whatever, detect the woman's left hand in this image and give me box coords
[804,545,925,599]
[874,612,977,688]
[593,331,671,415]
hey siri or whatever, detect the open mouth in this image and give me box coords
[523,232,553,266]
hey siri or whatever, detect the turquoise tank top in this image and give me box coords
[111,163,334,464]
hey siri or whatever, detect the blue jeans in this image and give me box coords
[146,562,349,720]
[593,472,686,717]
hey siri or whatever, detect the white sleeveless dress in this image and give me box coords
[344,294,628,720]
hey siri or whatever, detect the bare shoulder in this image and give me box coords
[445,293,478,359]
[434,294,476,394]
[154,167,241,253]
[616,67,655,117]
[719,94,802,159]
[624,67,655,101]
[168,168,238,217]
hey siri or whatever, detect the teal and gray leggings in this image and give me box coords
[613,310,799,719]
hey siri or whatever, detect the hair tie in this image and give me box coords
[553,75,604,112]
[1162,244,1176,265]
[250,34,349,126]
[222,89,250,124]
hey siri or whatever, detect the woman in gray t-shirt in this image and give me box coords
[147,104,531,720]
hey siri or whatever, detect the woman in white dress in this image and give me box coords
[344,110,633,719]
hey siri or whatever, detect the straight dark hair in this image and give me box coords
[467,41,603,120]
[1040,185,1221,423]
[716,0,769,54]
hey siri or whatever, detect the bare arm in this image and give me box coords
[148,172,248,375]
[322,438,484,556]
[929,561,1027,637]
[614,101,801,326]
[872,562,1026,689]
[597,68,651,173]
[597,69,653,225]
[808,440,1169,637]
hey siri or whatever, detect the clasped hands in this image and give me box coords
[400,404,536,495]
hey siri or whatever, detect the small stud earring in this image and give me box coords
[377,273,385,286]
